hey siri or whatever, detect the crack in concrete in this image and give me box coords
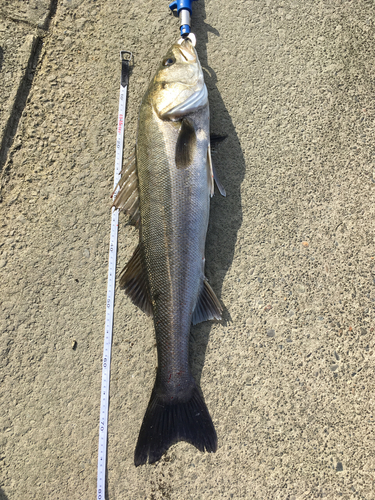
[0,13,47,31]
[0,0,58,173]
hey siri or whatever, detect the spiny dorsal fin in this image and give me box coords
[112,149,140,225]
[119,244,153,316]
[112,149,136,196]
[192,278,222,325]
[175,118,197,169]
[207,143,226,197]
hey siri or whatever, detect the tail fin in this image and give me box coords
[134,383,217,466]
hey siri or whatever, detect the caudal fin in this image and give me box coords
[134,383,217,466]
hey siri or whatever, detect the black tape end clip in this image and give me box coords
[120,51,133,88]
[120,50,133,63]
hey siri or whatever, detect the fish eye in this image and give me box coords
[163,57,175,67]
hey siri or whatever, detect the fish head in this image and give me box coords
[149,38,208,120]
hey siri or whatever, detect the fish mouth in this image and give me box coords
[177,33,196,47]
[164,84,208,119]
[176,39,196,62]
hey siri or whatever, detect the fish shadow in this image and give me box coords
[189,2,246,388]
[0,487,9,500]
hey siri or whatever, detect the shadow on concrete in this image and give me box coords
[0,487,9,500]
[189,1,246,388]
[0,46,3,73]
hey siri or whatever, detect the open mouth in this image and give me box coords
[177,40,196,62]
[177,33,197,47]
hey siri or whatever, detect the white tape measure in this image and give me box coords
[97,50,132,500]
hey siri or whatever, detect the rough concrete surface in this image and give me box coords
[0,0,374,499]
[0,0,54,29]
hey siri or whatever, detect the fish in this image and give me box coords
[113,36,225,466]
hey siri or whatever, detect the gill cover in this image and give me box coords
[151,38,208,120]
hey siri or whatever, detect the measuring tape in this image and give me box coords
[97,50,132,500]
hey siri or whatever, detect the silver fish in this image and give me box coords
[113,37,225,466]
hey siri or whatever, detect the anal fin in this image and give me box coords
[192,279,222,325]
[119,244,153,316]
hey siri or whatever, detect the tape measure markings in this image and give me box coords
[97,51,132,500]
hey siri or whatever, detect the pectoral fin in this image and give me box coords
[192,278,222,325]
[119,244,153,316]
[207,143,226,197]
[175,118,197,169]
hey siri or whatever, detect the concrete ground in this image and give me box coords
[0,0,374,498]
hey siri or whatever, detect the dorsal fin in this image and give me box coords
[119,244,153,316]
[112,149,136,197]
[192,279,222,325]
[112,149,140,226]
